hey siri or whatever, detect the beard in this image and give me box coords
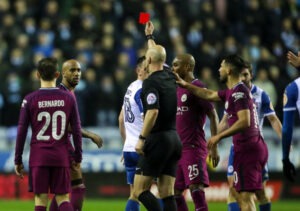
[220,75,227,84]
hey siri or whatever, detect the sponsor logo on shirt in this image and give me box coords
[177,106,189,115]
[146,93,157,105]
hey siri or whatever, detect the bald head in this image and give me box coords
[146,45,166,64]
[62,59,81,73]
[61,59,82,89]
[176,53,195,69]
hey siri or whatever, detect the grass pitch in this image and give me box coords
[0,199,299,210]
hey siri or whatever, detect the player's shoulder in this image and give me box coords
[130,79,143,89]
[286,79,299,93]
[251,84,262,94]
[234,82,248,93]
[192,78,206,88]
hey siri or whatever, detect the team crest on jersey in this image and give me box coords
[225,101,228,109]
[146,93,157,105]
[181,94,187,102]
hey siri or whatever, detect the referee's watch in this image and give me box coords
[139,135,147,141]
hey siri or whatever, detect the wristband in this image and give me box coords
[139,134,147,140]
[146,34,155,41]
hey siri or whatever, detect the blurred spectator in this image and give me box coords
[97,75,118,127]
[2,72,23,127]
[253,68,277,107]
[0,0,298,127]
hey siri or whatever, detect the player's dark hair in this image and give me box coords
[223,54,246,76]
[37,57,58,81]
[136,56,146,66]
[243,60,253,75]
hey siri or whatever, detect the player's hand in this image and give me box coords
[135,139,145,156]
[71,162,81,171]
[287,51,300,68]
[207,135,221,150]
[208,146,220,168]
[282,158,296,182]
[145,21,154,35]
[15,164,24,179]
[90,133,103,148]
[174,73,188,87]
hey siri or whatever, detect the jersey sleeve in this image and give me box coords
[142,80,159,110]
[261,91,275,117]
[69,96,82,163]
[134,88,143,115]
[232,86,249,112]
[218,89,227,102]
[14,97,31,165]
[282,82,298,159]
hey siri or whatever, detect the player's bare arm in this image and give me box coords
[287,51,300,68]
[118,108,126,142]
[175,73,220,101]
[118,108,126,163]
[267,114,282,139]
[135,109,158,155]
[207,108,220,167]
[81,128,103,148]
[68,124,103,148]
[217,113,229,133]
[207,109,250,149]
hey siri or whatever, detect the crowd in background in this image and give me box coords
[0,0,299,128]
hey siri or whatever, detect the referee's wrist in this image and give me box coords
[146,34,155,41]
[139,134,147,141]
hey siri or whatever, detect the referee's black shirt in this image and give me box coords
[141,70,177,133]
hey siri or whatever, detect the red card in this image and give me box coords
[139,12,150,24]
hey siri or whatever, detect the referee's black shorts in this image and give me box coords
[136,130,182,177]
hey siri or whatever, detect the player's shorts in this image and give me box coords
[29,166,71,194]
[227,144,269,181]
[233,137,268,192]
[136,130,182,177]
[175,147,209,190]
[123,151,140,185]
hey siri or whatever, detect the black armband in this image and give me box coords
[146,34,155,41]
[139,134,147,140]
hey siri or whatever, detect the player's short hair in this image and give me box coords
[224,54,246,76]
[243,60,253,75]
[37,57,58,81]
[136,56,146,66]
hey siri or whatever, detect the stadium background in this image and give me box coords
[0,0,300,208]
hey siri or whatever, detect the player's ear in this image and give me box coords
[55,71,60,79]
[36,71,41,79]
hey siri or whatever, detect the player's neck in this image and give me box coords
[148,64,163,75]
[184,72,195,83]
[41,80,56,88]
[227,77,241,89]
[62,81,75,91]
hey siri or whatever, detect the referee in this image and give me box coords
[133,21,182,211]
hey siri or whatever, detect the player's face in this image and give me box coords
[63,63,81,87]
[240,68,252,89]
[137,60,148,80]
[219,60,228,83]
[172,57,186,78]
